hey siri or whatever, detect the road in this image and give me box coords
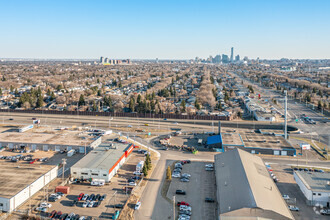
[234,74,330,149]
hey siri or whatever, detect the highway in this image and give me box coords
[234,74,330,149]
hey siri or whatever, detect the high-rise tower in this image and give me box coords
[230,47,234,62]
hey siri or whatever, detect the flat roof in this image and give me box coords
[240,133,294,150]
[221,133,244,146]
[295,171,330,193]
[0,126,94,146]
[0,161,56,199]
[71,142,131,171]
[215,148,294,220]
[207,135,222,145]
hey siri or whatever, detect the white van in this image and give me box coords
[91,179,105,186]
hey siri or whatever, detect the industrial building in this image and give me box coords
[214,148,294,220]
[70,142,134,182]
[207,131,296,156]
[0,126,101,153]
[0,162,58,213]
[294,171,330,207]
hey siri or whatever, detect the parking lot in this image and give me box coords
[270,163,329,220]
[42,150,145,219]
[167,161,217,220]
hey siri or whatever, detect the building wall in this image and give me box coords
[0,141,92,153]
[294,172,330,207]
[71,145,133,182]
[0,166,58,213]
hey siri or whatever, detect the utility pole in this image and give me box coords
[173,195,175,220]
[61,158,67,182]
[284,90,288,140]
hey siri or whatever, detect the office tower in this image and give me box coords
[100,56,104,64]
[230,47,234,62]
[235,55,240,61]
[213,55,221,64]
[222,54,229,63]
[104,58,109,63]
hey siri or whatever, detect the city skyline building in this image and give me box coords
[230,47,234,62]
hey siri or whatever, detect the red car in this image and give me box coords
[177,201,190,207]
[49,210,57,218]
[29,158,38,164]
[77,193,84,201]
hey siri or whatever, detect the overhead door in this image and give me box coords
[281,151,287,156]
[8,143,14,149]
[43,145,48,151]
[55,146,60,152]
[31,144,37,151]
[274,150,280,155]
[79,147,85,153]
[67,146,72,151]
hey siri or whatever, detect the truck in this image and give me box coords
[136,161,144,173]
[67,149,75,157]
[198,139,203,145]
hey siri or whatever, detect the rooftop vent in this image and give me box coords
[327,181,330,186]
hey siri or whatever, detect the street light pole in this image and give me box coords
[284,90,288,140]
[173,195,175,220]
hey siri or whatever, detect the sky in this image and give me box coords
[0,0,329,60]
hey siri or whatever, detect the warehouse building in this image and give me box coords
[208,132,296,156]
[0,162,58,213]
[214,148,294,220]
[294,171,330,207]
[70,142,133,182]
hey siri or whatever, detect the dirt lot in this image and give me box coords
[270,163,329,220]
[167,161,217,220]
[41,150,145,219]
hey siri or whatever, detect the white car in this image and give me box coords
[172,173,181,178]
[128,125,133,128]
[173,122,178,125]
[79,217,86,220]
[82,202,89,208]
[133,171,143,175]
[180,205,192,211]
[282,195,290,200]
[50,193,61,199]
[82,194,89,201]
[205,164,214,168]
[135,201,141,210]
[88,201,94,208]
[129,182,137,186]
[205,167,214,171]
[288,205,299,211]
[35,207,47,212]
[181,173,191,178]
[40,202,52,208]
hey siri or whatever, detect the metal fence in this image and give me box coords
[0,109,232,121]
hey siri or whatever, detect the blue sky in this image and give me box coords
[0,0,329,59]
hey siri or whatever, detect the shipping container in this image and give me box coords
[55,186,70,194]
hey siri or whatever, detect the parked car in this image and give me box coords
[205,164,214,168]
[60,213,68,220]
[282,195,290,200]
[172,173,181,178]
[95,194,101,201]
[82,202,89,208]
[181,173,191,178]
[65,213,75,220]
[179,205,192,211]
[179,210,192,216]
[180,178,190,182]
[40,202,52,208]
[49,210,57,218]
[288,205,299,211]
[205,167,214,171]
[87,201,94,208]
[135,201,141,210]
[133,171,143,175]
[77,193,84,201]
[35,207,47,212]
[205,198,215,203]
[100,194,106,201]
[82,194,89,201]
[320,209,330,215]
[129,182,137,186]
[55,211,63,218]
[177,201,190,207]
[176,190,186,195]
